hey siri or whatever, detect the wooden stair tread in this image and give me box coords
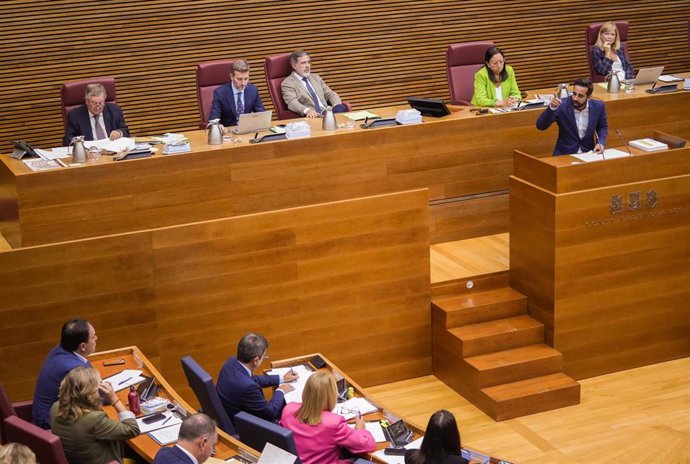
[449,315,542,340]
[465,344,561,370]
[482,373,580,401]
[432,287,526,311]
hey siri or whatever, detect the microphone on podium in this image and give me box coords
[616,129,633,156]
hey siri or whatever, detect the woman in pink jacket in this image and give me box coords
[280,370,375,464]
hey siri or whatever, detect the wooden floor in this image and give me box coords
[368,357,690,464]
[431,233,509,284]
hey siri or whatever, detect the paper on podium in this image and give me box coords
[266,365,313,404]
[84,137,136,153]
[348,421,387,442]
[343,110,380,121]
[148,422,181,445]
[571,148,630,163]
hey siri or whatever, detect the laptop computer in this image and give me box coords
[633,66,664,85]
[232,110,273,134]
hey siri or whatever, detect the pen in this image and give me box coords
[364,117,368,127]
[118,377,132,385]
[161,415,171,426]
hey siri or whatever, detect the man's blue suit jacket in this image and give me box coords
[152,445,194,464]
[32,346,91,429]
[209,83,265,127]
[536,97,608,156]
[216,356,284,424]
[62,103,130,146]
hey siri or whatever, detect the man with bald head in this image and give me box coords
[152,413,218,464]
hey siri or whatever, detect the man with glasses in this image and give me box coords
[536,77,608,156]
[217,333,298,424]
[152,413,218,464]
[62,82,129,146]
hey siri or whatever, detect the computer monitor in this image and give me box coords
[406,97,450,117]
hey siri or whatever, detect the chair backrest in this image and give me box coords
[585,20,630,82]
[4,415,68,464]
[234,411,301,464]
[0,384,16,444]
[180,356,236,436]
[264,53,302,120]
[60,76,117,129]
[196,59,236,128]
[446,41,495,105]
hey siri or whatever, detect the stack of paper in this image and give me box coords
[332,397,378,419]
[629,138,668,152]
[102,369,146,392]
[348,421,387,442]
[136,410,183,433]
[396,109,422,125]
[265,365,314,404]
[344,111,380,121]
[285,121,310,139]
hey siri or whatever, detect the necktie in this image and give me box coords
[302,77,322,113]
[94,114,106,140]
[236,92,244,116]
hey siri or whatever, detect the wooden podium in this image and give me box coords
[509,147,690,379]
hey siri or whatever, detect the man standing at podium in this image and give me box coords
[536,77,608,156]
[281,50,347,118]
[209,59,265,127]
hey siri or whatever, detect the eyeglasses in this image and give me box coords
[86,100,105,107]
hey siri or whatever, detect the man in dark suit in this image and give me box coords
[281,50,347,118]
[209,59,265,127]
[536,77,608,156]
[216,333,298,424]
[152,413,217,464]
[32,319,97,428]
[62,82,130,146]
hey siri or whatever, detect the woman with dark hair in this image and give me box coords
[50,366,139,464]
[405,410,468,464]
[471,46,521,107]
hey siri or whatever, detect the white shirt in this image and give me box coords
[573,101,590,152]
[88,110,107,140]
[611,55,625,81]
[495,85,503,103]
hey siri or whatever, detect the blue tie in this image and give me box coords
[236,92,244,115]
[302,77,322,113]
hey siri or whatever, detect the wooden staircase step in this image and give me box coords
[448,315,544,357]
[432,287,527,328]
[482,373,581,421]
[465,344,563,387]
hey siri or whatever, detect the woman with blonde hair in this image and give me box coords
[591,21,634,81]
[280,370,375,464]
[0,443,37,464]
[50,366,139,464]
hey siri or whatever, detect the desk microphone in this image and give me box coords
[616,129,633,156]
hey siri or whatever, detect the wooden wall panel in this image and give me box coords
[0,189,430,402]
[1,1,689,148]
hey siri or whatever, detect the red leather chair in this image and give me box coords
[4,415,68,464]
[446,41,494,105]
[264,53,351,120]
[585,20,630,83]
[196,59,237,128]
[0,384,33,444]
[60,76,117,129]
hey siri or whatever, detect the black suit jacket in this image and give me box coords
[152,445,195,464]
[63,103,130,146]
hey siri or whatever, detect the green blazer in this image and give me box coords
[471,65,521,107]
[50,403,139,464]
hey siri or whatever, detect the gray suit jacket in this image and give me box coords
[50,404,139,464]
[281,72,341,115]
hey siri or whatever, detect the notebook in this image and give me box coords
[633,66,664,85]
[232,110,273,134]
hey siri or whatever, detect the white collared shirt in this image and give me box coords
[574,101,590,151]
[73,351,88,363]
[495,85,503,103]
[293,72,324,112]
[88,110,107,140]
[240,360,285,384]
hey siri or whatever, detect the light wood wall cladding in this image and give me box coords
[2,1,690,148]
[510,150,690,380]
[0,189,431,401]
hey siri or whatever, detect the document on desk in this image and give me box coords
[571,149,630,163]
[136,410,183,434]
[348,421,387,442]
[257,442,297,464]
[102,369,146,391]
[372,436,423,464]
[84,137,136,153]
[332,397,378,419]
[266,365,313,404]
[148,422,181,445]
[343,110,380,121]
